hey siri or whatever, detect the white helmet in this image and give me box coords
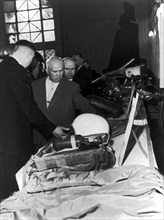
[72,113,110,136]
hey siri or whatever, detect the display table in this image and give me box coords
[0,93,162,220]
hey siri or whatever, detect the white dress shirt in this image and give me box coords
[46,77,59,107]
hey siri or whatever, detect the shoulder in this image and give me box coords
[62,78,81,93]
[4,57,25,73]
[7,58,30,82]
[68,79,81,90]
[82,66,90,73]
[68,79,79,87]
[62,77,77,86]
[73,76,87,88]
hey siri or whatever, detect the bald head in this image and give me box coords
[10,40,36,68]
[47,56,64,83]
[63,57,76,79]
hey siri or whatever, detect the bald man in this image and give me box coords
[0,41,67,201]
[32,56,96,148]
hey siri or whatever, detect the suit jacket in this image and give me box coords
[0,57,56,156]
[32,77,96,148]
[73,66,93,96]
[32,77,96,127]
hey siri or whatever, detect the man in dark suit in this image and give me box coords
[72,53,93,96]
[32,56,96,148]
[0,40,68,201]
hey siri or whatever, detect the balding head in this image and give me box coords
[47,56,64,83]
[10,40,36,68]
[63,57,76,79]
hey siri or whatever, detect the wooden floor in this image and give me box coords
[148,119,164,175]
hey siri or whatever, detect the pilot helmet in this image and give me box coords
[72,113,110,136]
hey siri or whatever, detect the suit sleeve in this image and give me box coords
[72,83,96,114]
[9,67,56,140]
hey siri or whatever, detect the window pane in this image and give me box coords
[19,33,31,41]
[43,19,54,30]
[6,23,17,33]
[38,50,44,57]
[4,12,16,23]
[18,22,29,32]
[28,0,39,10]
[9,34,17,44]
[41,0,50,8]
[45,49,56,60]
[17,11,28,22]
[30,21,41,32]
[31,32,42,42]
[44,30,55,42]
[16,0,27,11]
[4,1,15,12]
[29,9,40,20]
[4,0,56,45]
[42,8,53,19]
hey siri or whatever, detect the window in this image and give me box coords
[38,49,56,61]
[3,0,56,44]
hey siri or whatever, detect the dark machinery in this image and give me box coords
[34,132,116,172]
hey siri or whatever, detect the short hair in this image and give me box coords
[15,40,36,52]
[73,53,83,58]
[47,56,63,69]
[63,57,74,62]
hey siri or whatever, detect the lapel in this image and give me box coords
[76,66,82,74]
[47,78,66,109]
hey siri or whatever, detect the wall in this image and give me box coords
[59,0,152,73]
[0,0,153,73]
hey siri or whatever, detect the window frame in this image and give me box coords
[2,0,63,60]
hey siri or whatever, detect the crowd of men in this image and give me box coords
[0,40,98,201]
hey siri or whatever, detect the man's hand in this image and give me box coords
[52,126,70,138]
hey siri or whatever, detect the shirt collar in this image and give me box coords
[47,76,59,87]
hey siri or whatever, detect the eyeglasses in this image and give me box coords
[64,68,75,71]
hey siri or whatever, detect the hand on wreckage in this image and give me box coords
[52,126,70,138]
